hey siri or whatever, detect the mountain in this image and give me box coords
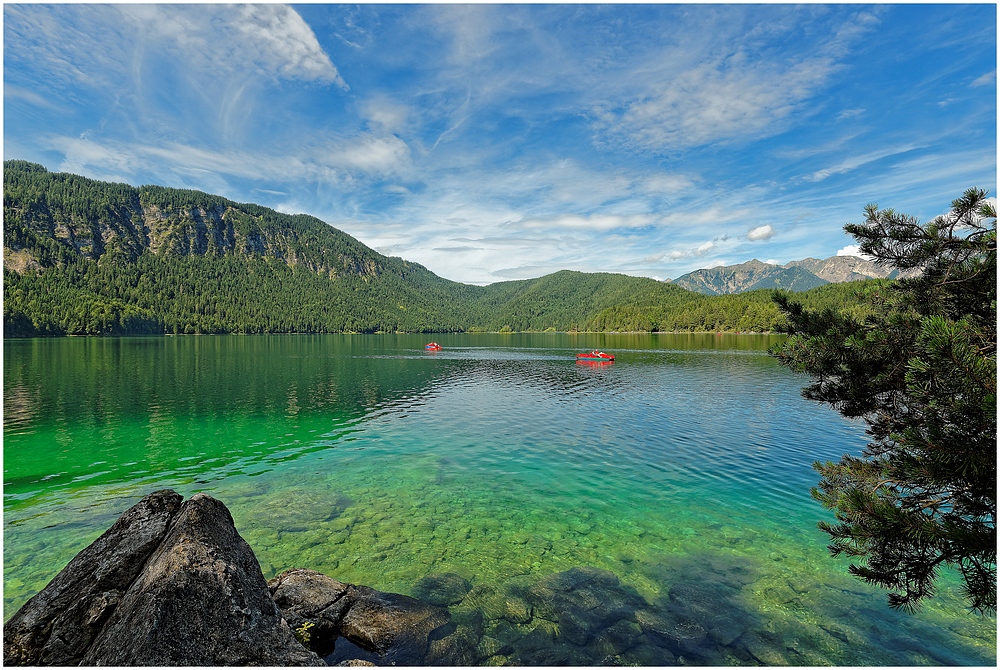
[784,256,917,282]
[670,254,921,296]
[2,161,879,336]
[671,259,829,295]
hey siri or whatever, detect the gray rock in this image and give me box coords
[3,489,184,666]
[337,585,451,665]
[269,568,451,666]
[424,624,483,665]
[667,581,749,645]
[270,568,352,657]
[81,493,323,666]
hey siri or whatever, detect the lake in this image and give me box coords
[3,334,995,665]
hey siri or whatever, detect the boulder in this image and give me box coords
[269,568,451,666]
[270,568,352,657]
[3,489,184,666]
[81,492,324,666]
[411,572,472,606]
[525,567,645,647]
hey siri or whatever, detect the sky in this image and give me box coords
[4,4,996,285]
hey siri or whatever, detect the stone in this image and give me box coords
[412,572,473,606]
[666,581,750,646]
[620,642,676,666]
[635,608,710,657]
[424,624,483,665]
[3,489,184,666]
[525,567,645,647]
[270,568,451,666]
[80,493,323,666]
[337,585,452,664]
[739,629,789,666]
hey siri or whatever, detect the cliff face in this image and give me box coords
[2,162,404,281]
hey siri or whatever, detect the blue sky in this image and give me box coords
[4,4,996,284]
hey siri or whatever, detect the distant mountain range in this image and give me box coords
[670,256,917,296]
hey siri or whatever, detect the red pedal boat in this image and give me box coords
[424,342,443,351]
[576,350,614,362]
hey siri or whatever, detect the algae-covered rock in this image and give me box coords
[526,567,645,646]
[412,572,473,606]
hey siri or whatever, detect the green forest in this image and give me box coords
[4,161,878,337]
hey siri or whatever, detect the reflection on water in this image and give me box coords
[3,334,995,665]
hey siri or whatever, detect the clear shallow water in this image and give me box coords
[3,334,995,665]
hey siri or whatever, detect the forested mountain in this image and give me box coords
[3,161,875,336]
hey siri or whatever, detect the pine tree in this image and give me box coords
[772,188,996,613]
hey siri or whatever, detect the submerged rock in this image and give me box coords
[3,489,184,666]
[526,567,645,647]
[412,572,473,606]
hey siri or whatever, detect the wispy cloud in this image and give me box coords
[599,56,839,151]
[804,144,921,183]
[4,4,995,284]
[971,70,996,88]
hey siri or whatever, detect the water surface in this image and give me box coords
[4,334,995,665]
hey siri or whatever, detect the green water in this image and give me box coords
[3,334,995,665]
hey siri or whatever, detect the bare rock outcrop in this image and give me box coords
[4,490,456,667]
[3,489,184,666]
[81,493,324,666]
[269,568,451,666]
[3,490,324,666]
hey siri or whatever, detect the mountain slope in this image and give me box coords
[784,256,917,282]
[471,270,697,331]
[3,161,481,335]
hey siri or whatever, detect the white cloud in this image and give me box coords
[970,70,996,88]
[49,131,413,193]
[232,5,346,87]
[329,135,412,176]
[362,97,411,134]
[6,5,346,93]
[836,244,870,258]
[836,108,865,121]
[604,56,837,150]
[746,224,774,241]
[643,174,695,195]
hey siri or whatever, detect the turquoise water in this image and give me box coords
[3,334,995,665]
